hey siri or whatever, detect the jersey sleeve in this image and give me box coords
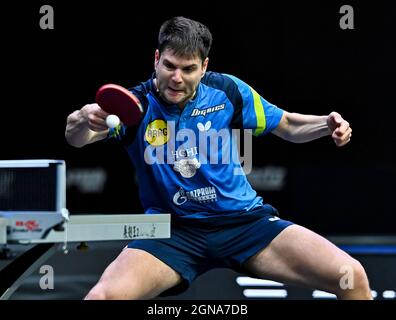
[106,122,141,147]
[225,74,284,136]
[107,123,126,141]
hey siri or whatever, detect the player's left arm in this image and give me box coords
[272,111,352,147]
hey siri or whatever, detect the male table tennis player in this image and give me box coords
[65,17,371,300]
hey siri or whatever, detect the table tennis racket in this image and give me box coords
[95,83,143,127]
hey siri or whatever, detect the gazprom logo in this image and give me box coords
[173,186,217,205]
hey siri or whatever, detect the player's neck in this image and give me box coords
[178,92,196,110]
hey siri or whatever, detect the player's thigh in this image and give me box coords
[91,248,183,299]
[243,224,364,293]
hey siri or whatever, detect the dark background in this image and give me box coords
[2,1,395,236]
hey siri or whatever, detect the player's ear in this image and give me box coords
[154,49,160,69]
[201,57,209,77]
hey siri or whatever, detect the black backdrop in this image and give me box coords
[1,1,395,235]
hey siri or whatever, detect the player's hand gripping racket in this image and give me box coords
[95,84,143,128]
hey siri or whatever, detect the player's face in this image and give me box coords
[154,49,208,108]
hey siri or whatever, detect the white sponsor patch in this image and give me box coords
[191,104,225,117]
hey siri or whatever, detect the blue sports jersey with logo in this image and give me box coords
[108,71,284,219]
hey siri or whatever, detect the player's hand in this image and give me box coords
[80,103,111,132]
[327,112,352,147]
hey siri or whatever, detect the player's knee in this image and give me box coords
[85,281,150,300]
[84,286,107,300]
[84,283,123,300]
[351,261,371,294]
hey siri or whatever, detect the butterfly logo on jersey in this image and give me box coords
[197,121,211,132]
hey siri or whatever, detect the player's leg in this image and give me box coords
[243,225,372,299]
[85,248,182,300]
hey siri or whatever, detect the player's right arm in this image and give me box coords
[65,103,110,148]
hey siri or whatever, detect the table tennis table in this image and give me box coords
[0,213,170,300]
[0,159,171,299]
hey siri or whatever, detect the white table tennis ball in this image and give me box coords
[106,114,120,128]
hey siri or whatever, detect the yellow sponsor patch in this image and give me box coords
[145,119,169,146]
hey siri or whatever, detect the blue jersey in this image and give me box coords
[108,72,284,219]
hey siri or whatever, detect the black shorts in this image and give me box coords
[128,205,293,296]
